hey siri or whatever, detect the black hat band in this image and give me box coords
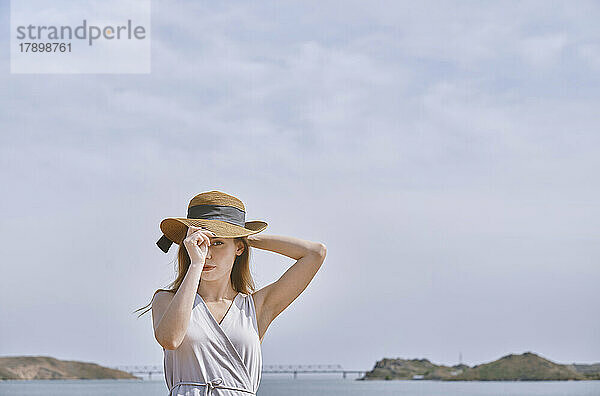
[187,204,246,227]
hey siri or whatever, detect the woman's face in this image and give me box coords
[200,237,244,280]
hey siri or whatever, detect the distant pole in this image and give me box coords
[459,352,462,365]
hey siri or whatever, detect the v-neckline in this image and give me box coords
[196,292,240,327]
[194,291,254,388]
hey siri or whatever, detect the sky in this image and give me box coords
[1,0,599,373]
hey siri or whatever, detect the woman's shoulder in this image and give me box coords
[238,291,255,307]
[240,291,256,300]
[154,288,175,295]
[152,288,175,303]
[241,291,258,311]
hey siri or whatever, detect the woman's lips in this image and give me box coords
[202,265,216,271]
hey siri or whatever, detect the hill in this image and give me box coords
[0,356,140,380]
[362,357,467,380]
[449,352,586,381]
[362,352,600,381]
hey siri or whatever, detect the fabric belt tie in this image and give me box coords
[168,379,256,396]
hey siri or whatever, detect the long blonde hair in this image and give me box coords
[134,237,254,318]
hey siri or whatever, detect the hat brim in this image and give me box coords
[160,218,268,245]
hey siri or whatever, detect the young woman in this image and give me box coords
[137,190,327,396]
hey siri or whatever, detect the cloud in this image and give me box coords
[578,42,600,70]
[518,33,568,68]
[1,0,600,368]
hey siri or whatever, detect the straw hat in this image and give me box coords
[156,190,268,253]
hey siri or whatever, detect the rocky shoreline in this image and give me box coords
[359,352,600,381]
[0,356,139,380]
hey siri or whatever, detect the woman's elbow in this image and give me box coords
[158,338,179,351]
[312,243,326,259]
[318,243,327,258]
[155,331,181,350]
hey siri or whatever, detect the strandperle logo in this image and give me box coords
[15,19,147,46]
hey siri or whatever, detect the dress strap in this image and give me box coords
[169,378,256,396]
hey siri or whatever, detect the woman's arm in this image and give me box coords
[152,263,203,349]
[248,234,327,339]
[152,227,213,350]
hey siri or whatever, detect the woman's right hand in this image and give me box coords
[183,226,216,265]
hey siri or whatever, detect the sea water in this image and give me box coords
[1,376,599,396]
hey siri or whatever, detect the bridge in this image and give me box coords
[112,364,366,380]
[262,364,365,379]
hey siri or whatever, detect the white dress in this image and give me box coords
[162,292,262,396]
